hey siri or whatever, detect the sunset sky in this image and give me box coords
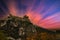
[0,0,60,30]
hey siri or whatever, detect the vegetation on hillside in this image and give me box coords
[0,14,56,40]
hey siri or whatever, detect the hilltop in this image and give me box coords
[0,14,56,40]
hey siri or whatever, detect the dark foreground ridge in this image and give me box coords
[0,14,59,40]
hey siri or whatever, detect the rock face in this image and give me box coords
[0,14,56,40]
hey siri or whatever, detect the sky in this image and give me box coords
[0,0,60,30]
